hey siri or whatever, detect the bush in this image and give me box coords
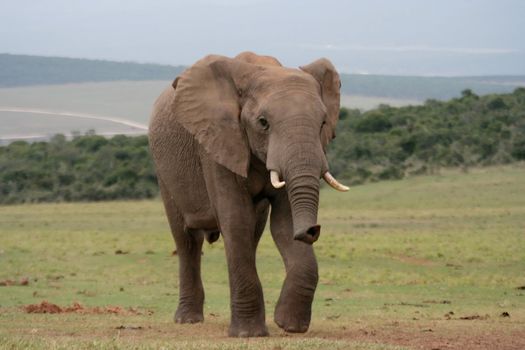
[330,90,525,183]
[512,135,525,160]
[0,134,157,204]
[355,112,393,133]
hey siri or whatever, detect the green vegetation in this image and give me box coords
[0,134,157,203]
[1,89,525,204]
[0,166,524,349]
[329,88,525,184]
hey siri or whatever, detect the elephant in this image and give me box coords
[148,51,348,337]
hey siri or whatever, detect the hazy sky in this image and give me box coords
[1,0,524,75]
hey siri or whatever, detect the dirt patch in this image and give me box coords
[115,325,144,330]
[423,300,451,304]
[312,320,525,350]
[2,314,524,350]
[0,277,29,286]
[22,301,153,315]
[458,314,490,320]
[23,301,62,314]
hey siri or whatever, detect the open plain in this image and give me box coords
[1,165,524,349]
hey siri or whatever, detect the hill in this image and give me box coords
[0,53,184,87]
[1,53,524,100]
[340,74,525,100]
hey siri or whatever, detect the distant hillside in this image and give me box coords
[1,53,524,100]
[0,53,184,87]
[340,74,525,100]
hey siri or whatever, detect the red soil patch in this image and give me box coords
[309,320,525,350]
[22,301,152,315]
[0,277,29,286]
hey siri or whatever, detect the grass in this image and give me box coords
[0,165,524,349]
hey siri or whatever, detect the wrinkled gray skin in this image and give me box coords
[148,51,341,337]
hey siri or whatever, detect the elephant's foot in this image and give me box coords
[174,303,204,324]
[274,298,312,333]
[228,320,268,337]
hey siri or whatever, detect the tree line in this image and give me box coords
[0,134,157,204]
[1,88,524,204]
[328,88,525,184]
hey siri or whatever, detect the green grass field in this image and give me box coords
[1,165,524,349]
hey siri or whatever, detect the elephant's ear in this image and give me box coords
[300,58,341,149]
[172,55,262,177]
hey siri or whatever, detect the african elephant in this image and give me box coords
[148,51,348,337]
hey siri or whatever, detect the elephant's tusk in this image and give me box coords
[270,171,286,189]
[323,172,349,192]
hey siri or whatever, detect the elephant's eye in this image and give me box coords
[258,116,269,130]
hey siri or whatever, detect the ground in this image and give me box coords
[1,165,524,349]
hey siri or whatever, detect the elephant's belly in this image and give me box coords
[183,211,217,230]
[164,158,218,231]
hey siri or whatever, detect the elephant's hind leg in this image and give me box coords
[159,179,205,324]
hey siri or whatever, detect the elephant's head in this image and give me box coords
[171,52,348,244]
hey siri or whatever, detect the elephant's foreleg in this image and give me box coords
[270,191,319,333]
[201,162,268,337]
[159,179,205,324]
[223,231,267,337]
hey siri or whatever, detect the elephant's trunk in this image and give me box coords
[280,141,326,245]
[287,172,321,244]
[266,115,329,244]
